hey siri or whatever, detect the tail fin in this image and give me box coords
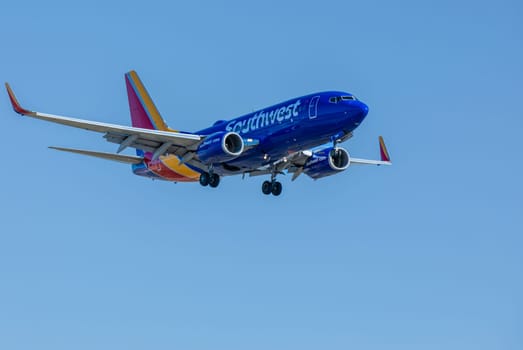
[124,71,172,131]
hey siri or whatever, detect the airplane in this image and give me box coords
[5,71,391,196]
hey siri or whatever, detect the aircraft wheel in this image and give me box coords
[262,180,272,195]
[271,181,282,196]
[199,172,210,186]
[209,173,220,188]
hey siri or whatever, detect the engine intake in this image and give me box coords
[303,146,350,180]
[197,131,244,164]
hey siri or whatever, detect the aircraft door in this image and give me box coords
[309,96,320,119]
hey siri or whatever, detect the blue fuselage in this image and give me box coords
[195,91,369,174]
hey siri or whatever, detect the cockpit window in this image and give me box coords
[329,95,357,103]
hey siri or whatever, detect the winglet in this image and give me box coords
[379,136,391,162]
[5,83,34,115]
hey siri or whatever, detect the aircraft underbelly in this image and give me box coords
[217,127,331,174]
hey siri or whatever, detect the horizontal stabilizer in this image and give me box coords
[49,146,144,164]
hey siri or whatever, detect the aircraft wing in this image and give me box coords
[6,83,203,159]
[250,136,391,180]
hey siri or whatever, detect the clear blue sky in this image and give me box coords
[0,1,521,349]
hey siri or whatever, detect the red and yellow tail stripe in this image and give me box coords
[125,71,175,131]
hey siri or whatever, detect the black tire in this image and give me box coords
[271,181,282,196]
[262,180,272,195]
[199,172,210,186]
[209,173,220,188]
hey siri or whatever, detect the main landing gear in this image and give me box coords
[262,180,282,196]
[199,171,220,188]
[262,171,282,196]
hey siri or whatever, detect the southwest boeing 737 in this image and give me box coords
[5,71,391,196]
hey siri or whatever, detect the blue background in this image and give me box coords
[1,1,521,349]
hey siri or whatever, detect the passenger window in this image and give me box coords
[329,97,337,103]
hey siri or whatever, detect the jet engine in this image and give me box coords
[197,131,244,164]
[302,146,350,180]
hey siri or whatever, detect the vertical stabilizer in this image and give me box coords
[124,71,171,131]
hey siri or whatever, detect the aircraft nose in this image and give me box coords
[353,100,368,124]
[358,101,369,116]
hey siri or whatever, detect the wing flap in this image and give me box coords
[103,132,189,156]
[249,150,313,178]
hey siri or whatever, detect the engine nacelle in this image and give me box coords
[197,131,244,164]
[302,146,350,180]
